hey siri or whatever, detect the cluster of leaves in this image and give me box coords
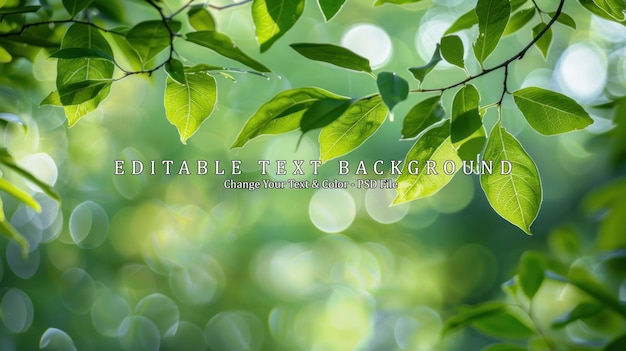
[442,181,626,350]
[0,0,625,236]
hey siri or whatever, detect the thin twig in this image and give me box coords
[209,0,253,10]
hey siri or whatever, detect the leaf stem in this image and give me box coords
[209,0,253,10]
[409,0,564,96]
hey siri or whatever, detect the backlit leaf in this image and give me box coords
[300,98,352,133]
[0,177,41,212]
[0,219,28,256]
[319,96,388,163]
[186,31,270,72]
[126,20,181,63]
[518,251,545,298]
[551,11,576,29]
[252,0,305,52]
[591,0,626,21]
[441,35,465,69]
[532,23,552,58]
[62,0,93,16]
[472,308,536,339]
[393,121,461,204]
[290,43,372,74]
[578,0,626,24]
[0,148,60,202]
[444,9,478,35]
[512,87,593,135]
[188,5,216,31]
[451,84,486,160]
[473,0,511,65]
[232,87,346,148]
[504,8,536,35]
[480,123,541,234]
[377,72,409,111]
[0,45,11,63]
[56,23,114,126]
[401,96,445,139]
[164,71,217,144]
[58,80,112,106]
[318,0,345,21]
[552,302,603,329]
[165,58,186,85]
[409,44,441,84]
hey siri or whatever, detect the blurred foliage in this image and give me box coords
[0,0,625,351]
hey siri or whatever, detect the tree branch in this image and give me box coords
[209,0,253,10]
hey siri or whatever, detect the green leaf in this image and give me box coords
[440,35,465,69]
[443,302,508,335]
[472,309,536,339]
[0,45,11,63]
[318,0,345,21]
[451,84,486,160]
[551,12,577,29]
[252,0,305,52]
[165,58,186,85]
[57,23,114,126]
[548,226,581,262]
[481,344,527,351]
[480,124,541,234]
[40,90,62,106]
[377,72,409,111]
[578,0,626,24]
[164,71,217,144]
[58,79,112,106]
[512,87,593,135]
[605,334,626,351]
[62,0,93,16]
[401,96,445,139]
[319,96,388,163]
[408,44,441,84]
[188,5,216,31]
[518,251,545,298]
[50,47,115,62]
[393,121,461,204]
[185,31,270,72]
[551,302,603,329]
[0,219,29,256]
[473,0,511,65]
[0,148,60,202]
[300,98,352,133]
[126,20,181,63]
[532,23,552,58]
[290,43,372,74]
[510,0,528,12]
[0,177,41,212]
[591,0,626,21]
[374,0,424,5]
[504,8,536,35]
[232,87,346,148]
[445,9,478,35]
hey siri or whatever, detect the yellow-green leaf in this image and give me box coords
[0,45,12,63]
[393,121,461,204]
[532,23,552,58]
[591,0,626,21]
[0,177,41,212]
[126,20,180,63]
[188,5,216,31]
[401,96,445,139]
[186,31,270,72]
[290,43,372,74]
[319,96,388,163]
[480,123,541,234]
[512,87,593,135]
[473,0,511,65]
[164,71,217,144]
[252,0,305,52]
[232,87,346,148]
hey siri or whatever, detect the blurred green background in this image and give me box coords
[1,0,626,350]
